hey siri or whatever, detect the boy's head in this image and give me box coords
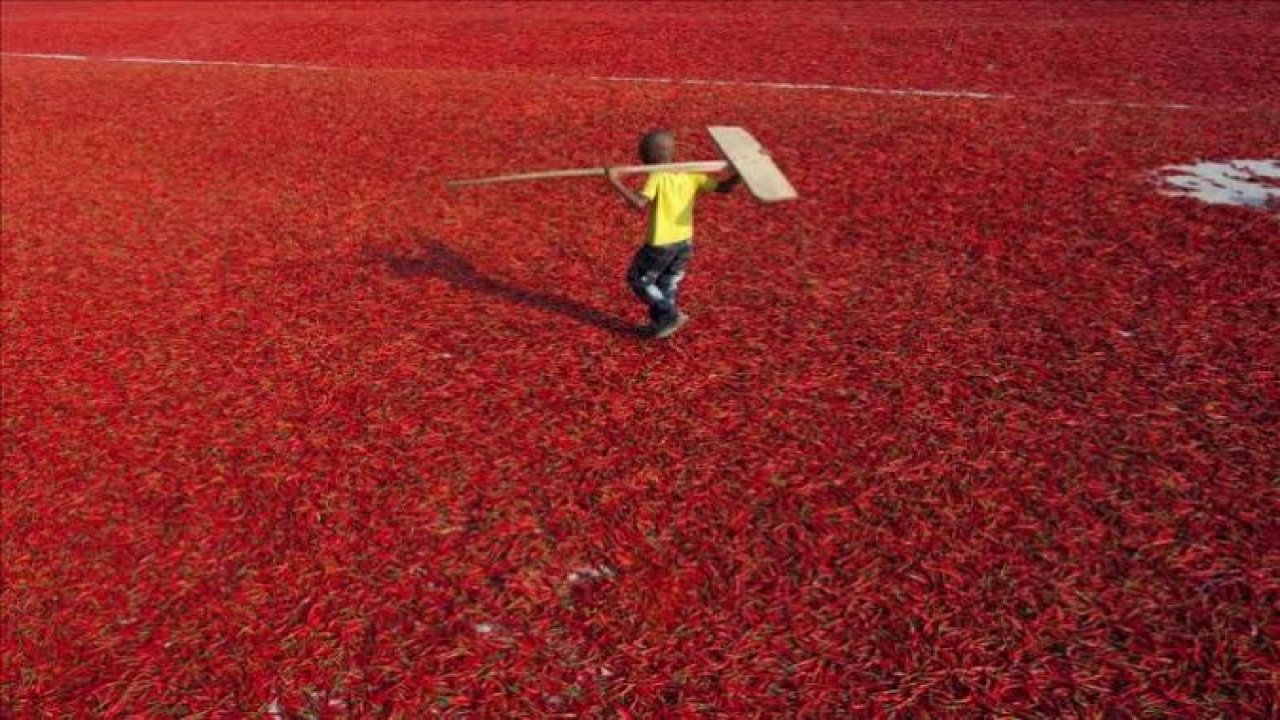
[639,130,675,164]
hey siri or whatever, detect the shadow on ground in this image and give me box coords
[366,237,634,336]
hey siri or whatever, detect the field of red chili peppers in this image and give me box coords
[3,2,1278,717]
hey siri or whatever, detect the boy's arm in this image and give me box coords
[605,168,651,212]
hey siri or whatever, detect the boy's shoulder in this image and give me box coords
[643,172,713,201]
[648,171,705,185]
[644,171,678,190]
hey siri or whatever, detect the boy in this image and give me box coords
[606,130,741,339]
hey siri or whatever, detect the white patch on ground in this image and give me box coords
[566,565,615,585]
[474,622,497,634]
[264,699,285,718]
[1156,159,1280,209]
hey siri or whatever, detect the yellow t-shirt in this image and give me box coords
[640,172,719,246]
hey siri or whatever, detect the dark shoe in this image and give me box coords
[652,311,689,340]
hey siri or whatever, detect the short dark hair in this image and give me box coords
[639,130,672,164]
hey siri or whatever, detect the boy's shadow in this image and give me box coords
[368,237,633,336]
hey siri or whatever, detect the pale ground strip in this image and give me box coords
[3,51,1198,110]
[12,51,1277,210]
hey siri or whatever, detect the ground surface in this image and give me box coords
[2,2,1278,717]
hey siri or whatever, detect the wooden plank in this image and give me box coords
[708,126,798,203]
[447,160,729,188]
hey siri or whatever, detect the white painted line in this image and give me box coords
[2,51,327,71]
[3,52,88,61]
[1065,98,1194,111]
[114,56,329,70]
[588,74,1016,101]
[1,51,1199,110]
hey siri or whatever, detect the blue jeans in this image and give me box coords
[626,240,692,324]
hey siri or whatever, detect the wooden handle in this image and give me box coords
[447,160,730,188]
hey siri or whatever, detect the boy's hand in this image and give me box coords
[605,167,650,211]
[716,168,742,194]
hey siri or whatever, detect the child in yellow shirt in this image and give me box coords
[606,130,741,338]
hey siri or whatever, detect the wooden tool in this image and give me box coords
[707,126,797,203]
[446,127,797,203]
